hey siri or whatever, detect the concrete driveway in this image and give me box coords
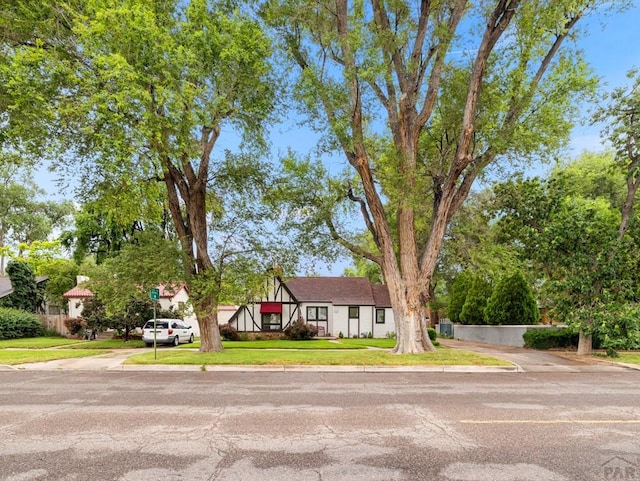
[439,338,637,372]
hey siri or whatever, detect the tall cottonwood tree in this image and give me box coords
[265,0,623,353]
[2,0,276,351]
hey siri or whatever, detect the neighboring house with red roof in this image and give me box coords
[62,277,237,336]
[229,277,396,338]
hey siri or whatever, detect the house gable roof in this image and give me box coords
[158,283,186,299]
[285,277,391,307]
[63,286,94,299]
[0,277,12,299]
[1,276,49,299]
[371,284,392,308]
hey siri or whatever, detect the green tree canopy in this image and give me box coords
[263,0,625,353]
[3,0,278,352]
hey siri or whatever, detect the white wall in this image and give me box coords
[67,298,85,319]
[332,305,392,338]
[451,324,557,347]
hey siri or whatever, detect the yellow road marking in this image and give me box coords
[461,420,640,424]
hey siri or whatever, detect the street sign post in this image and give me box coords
[150,288,160,359]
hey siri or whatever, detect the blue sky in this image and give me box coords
[568,3,640,154]
[34,3,640,275]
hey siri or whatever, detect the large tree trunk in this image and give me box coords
[193,299,222,353]
[386,272,435,354]
[163,168,224,353]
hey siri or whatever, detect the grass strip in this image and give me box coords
[181,340,367,350]
[333,338,397,349]
[126,346,511,366]
[611,352,640,364]
[0,337,85,349]
[68,339,147,349]
[0,349,107,365]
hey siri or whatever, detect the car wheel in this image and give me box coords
[189,334,194,344]
[144,342,152,348]
[173,336,180,347]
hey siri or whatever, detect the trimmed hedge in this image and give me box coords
[0,307,45,340]
[523,328,577,349]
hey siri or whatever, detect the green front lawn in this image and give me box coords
[68,339,147,349]
[0,349,106,365]
[127,345,511,366]
[0,337,84,349]
[335,338,397,349]
[181,339,368,350]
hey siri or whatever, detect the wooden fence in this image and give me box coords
[39,315,69,336]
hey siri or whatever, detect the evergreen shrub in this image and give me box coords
[485,271,539,325]
[459,277,492,325]
[0,307,45,339]
[448,271,473,322]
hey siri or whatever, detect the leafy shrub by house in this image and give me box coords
[448,271,474,322]
[64,317,87,336]
[0,307,45,340]
[219,323,240,341]
[484,271,539,325]
[522,328,578,349]
[283,318,318,340]
[459,277,492,325]
[427,328,437,341]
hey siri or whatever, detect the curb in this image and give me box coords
[13,363,521,373]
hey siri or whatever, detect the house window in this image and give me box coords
[261,313,282,331]
[348,306,359,319]
[306,306,328,321]
[376,309,385,324]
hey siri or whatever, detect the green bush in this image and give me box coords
[283,318,318,340]
[64,317,86,336]
[427,328,437,341]
[459,277,492,325]
[219,323,240,341]
[0,307,45,340]
[448,271,474,322]
[485,271,539,325]
[522,328,578,349]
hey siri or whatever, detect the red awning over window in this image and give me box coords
[260,302,282,314]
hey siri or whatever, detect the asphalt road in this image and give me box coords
[0,371,639,481]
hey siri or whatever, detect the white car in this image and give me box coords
[142,318,195,347]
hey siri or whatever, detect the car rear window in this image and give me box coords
[144,321,169,329]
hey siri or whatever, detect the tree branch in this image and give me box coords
[347,182,378,245]
[325,217,382,265]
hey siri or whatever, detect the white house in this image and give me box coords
[229,276,396,338]
[62,278,237,337]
